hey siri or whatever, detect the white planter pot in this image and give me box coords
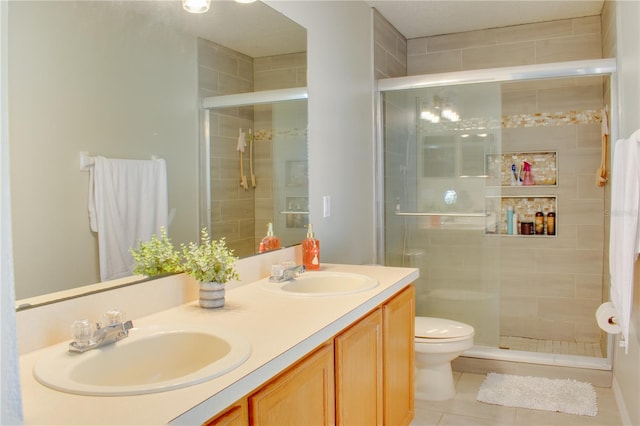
[199,281,225,308]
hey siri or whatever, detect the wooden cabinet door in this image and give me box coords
[249,342,335,426]
[383,285,415,426]
[335,308,383,426]
[203,399,248,426]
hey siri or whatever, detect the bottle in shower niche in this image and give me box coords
[546,210,556,235]
[535,208,544,235]
[506,206,514,235]
[522,161,535,186]
[302,224,320,270]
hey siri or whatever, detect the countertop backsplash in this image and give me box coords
[16,246,301,355]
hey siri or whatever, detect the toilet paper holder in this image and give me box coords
[607,316,617,325]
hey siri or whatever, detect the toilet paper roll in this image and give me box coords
[596,302,622,334]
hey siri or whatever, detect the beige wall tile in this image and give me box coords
[601,1,616,58]
[577,174,606,200]
[462,42,536,70]
[577,122,602,149]
[427,29,497,52]
[535,248,602,274]
[535,33,602,63]
[573,15,602,36]
[537,85,604,112]
[407,38,427,56]
[496,19,573,44]
[575,273,604,299]
[408,50,462,75]
[501,89,537,115]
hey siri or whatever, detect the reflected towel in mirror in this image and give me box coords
[88,156,168,281]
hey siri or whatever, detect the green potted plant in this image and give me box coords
[181,228,239,308]
[130,227,183,277]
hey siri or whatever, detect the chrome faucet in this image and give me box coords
[69,311,134,353]
[269,264,305,282]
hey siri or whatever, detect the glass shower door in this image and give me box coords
[382,82,502,347]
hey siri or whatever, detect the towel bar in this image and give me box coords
[79,151,159,171]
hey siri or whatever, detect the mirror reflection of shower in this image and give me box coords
[203,89,308,258]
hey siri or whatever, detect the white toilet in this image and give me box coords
[414,316,474,401]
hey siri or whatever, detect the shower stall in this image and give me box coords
[377,59,616,369]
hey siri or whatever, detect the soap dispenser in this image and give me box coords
[302,224,320,270]
[259,222,280,253]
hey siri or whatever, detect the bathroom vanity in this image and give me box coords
[17,263,418,425]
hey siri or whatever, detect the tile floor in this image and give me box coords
[410,372,622,426]
[499,336,604,358]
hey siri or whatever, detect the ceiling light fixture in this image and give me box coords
[182,0,211,14]
[234,0,257,3]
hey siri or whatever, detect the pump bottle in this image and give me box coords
[259,223,280,253]
[302,224,320,270]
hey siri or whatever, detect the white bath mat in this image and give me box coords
[477,373,598,416]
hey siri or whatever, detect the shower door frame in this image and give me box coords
[375,58,618,370]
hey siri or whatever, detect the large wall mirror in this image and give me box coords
[9,0,307,304]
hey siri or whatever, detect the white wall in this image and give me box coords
[613,1,640,424]
[8,2,200,299]
[265,1,376,265]
[0,1,22,422]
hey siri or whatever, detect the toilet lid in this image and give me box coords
[415,317,474,339]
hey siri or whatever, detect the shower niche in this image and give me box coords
[484,151,558,236]
[486,151,557,187]
[486,196,557,237]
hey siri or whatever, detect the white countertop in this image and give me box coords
[19,264,418,425]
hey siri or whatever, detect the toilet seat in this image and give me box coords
[415,317,474,342]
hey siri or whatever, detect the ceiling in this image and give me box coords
[120,0,306,58]
[126,1,605,57]
[365,0,605,39]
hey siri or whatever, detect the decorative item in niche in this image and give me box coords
[486,152,557,186]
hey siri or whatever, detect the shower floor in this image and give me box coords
[499,336,604,358]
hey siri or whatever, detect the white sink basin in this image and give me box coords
[262,271,378,296]
[33,324,251,396]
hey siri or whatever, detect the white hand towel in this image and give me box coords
[609,129,640,353]
[88,156,168,281]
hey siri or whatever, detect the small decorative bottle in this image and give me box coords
[302,224,320,270]
[506,206,514,235]
[522,161,535,186]
[546,210,556,235]
[535,208,544,235]
[259,223,280,253]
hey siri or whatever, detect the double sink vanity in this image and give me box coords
[18,257,418,425]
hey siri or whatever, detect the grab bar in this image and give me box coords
[395,212,490,217]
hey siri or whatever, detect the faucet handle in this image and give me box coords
[71,319,94,344]
[271,263,284,278]
[104,309,125,325]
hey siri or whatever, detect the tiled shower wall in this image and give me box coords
[252,54,307,250]
[376,14,609,348]
[198,38,306,257]
[198,39,256,257]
